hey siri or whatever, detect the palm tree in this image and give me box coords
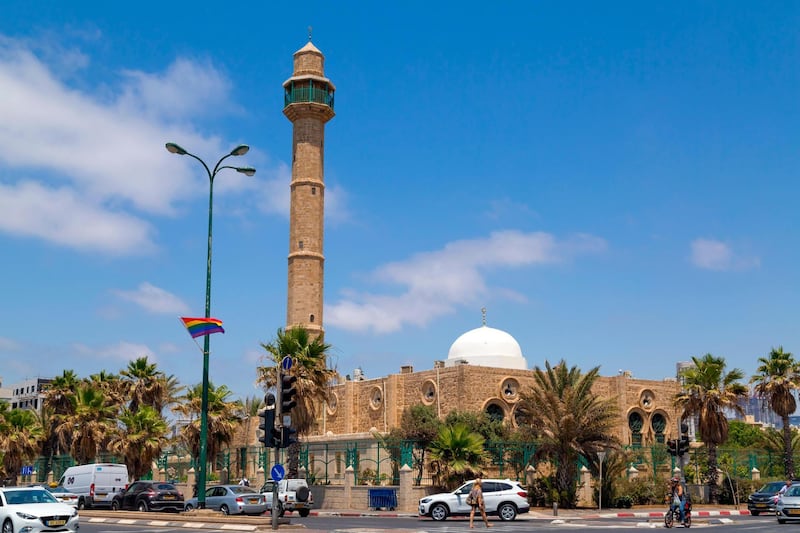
[515,360,619,509]
[88,370,124,408]
[676,353,748,504]
[172,382,241,469]
[54,382,116,464]
[108,406,169,480]
[0,408,44,484]
[120,356,168,413]
[427,423,486,489]
[751,346,800,477]
[43,370,81,457]
[258,327,337,477]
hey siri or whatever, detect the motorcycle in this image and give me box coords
[664,499,692,528]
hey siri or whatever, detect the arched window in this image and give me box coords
[628,412,644,447]
[485,403,505,423]
[651,413,667,444]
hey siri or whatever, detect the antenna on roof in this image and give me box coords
[481,307,487,326]
[308,26,313,41]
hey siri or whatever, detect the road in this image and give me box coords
[78,513,789,532]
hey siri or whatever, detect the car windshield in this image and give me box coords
[786,486,800,497]
[231,486,257,494]
[4,489,59,505]
[761,482,787,493]
[154,483,176,490]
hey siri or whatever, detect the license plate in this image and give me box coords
[756,503,768,508]
[788,509,800,515]
[164,495,175,500]
[249,498,259,504]
[47,520,66,526]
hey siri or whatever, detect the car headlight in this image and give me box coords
[16,511,37,520]
[420,498,431,504]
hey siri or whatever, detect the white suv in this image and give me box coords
[419,479,529,521]
[260,479,313,517]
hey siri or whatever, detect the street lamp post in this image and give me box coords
[598,450,607,511]
[166,142,255,508]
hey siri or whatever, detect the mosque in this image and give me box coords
[276,38,682,454]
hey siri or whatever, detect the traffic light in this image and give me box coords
[281,425,298,448]
[666,439,677,456]
[280,371,298,413]
[678,436,690,456]
[258,393,278,448]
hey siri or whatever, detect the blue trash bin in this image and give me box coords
[368,488,397,510]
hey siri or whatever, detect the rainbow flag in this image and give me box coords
[180,317,225,338]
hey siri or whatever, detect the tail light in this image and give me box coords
[235,497,244,503]
[89,483,95,498]
[517,491,528,498]
[146,489,157,498]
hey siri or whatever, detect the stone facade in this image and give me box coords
[308,364,683,446]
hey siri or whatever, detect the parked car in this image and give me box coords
[0,486,79,533]
[748,480,793,515]
[419,479,530,521]
[45,484,80,508]
[111,480,184,512]
[184,484,267,515]
[776,483,800,523]
[260,478,313,517]
[57,462,129,509]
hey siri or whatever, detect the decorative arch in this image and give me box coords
[627,409,645,447]
[651,411,669,444]
[482,399,507,423]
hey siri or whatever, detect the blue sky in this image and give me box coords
[1,2,798,402]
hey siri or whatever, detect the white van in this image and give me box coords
[58,463,128,509]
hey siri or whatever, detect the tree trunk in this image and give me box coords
[287,441,300,478]
[784,414,795,478]
[706,444,719,504]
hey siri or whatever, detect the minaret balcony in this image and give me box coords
[284,86,335,110]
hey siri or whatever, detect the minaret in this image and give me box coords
[283,39,335,337]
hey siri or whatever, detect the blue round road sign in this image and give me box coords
[281,356,293,371]
[271,464,285,482]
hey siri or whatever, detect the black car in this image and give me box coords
[111,481,184,512]
[748,480,790,515]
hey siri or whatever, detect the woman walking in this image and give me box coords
[468,478,492,528]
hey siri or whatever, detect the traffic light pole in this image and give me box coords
[272,367,281,531]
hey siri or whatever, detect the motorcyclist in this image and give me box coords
[669,477,686,526]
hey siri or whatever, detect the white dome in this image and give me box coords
[445,325,527,370]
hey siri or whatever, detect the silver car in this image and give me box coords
[776,483,800,524]
[184,484,267,516]
[419,479,530,521]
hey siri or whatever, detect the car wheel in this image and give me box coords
[77,498,86,510]
[277,503,286,518]
[430,503,449,521]
[2,519,12,533]
[111,499,120,511]
[752,511,760,516]
[497,502,517,521]
[220,504,230,515]
[779,518,787,524]
[299,509,310,517]
[184,503,194,512]
[137,500,149,512]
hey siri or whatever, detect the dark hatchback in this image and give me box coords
[748,481,789,515]
[111,481,184,512]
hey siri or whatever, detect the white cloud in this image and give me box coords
[73,341,156,364]
[117,58,236,121]
[0,36,253,255]
[112,282,190,314]
[0,337,21,351]
[690,238,760,271]
[326,230,607,333]
[0,181,156,255]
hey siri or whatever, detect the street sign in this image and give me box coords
[271,464,285,482]
[20,465,33,476]
[281,356,293,371]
